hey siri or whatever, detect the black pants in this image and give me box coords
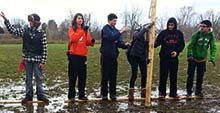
[186,60,206,95]
[68,55,87,99]
[100,55,117,97]
[129,56,147,88]
[159,58,178,97]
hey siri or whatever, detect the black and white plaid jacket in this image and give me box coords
[4,20,47,64]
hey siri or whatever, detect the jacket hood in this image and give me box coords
[198,27,214,35]
[167,17,177,30]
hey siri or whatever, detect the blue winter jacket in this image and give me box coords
[100,24,128,58]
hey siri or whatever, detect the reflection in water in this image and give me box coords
[128,101,153,113]
[22,103,46,113]
[66,101,155,113]
[37,103,46,113]
[66,103,91,113]
[1,80,220,113]
[98,101,118,113]
[65,101,126,113]
[24,104,33,113]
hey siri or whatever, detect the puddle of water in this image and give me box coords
[1,79,220,112]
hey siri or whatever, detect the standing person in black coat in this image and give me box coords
[127,23,152,101]
[154,17,185,99]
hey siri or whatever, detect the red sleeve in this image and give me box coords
[86,32,94,46]
[68,27,84,43]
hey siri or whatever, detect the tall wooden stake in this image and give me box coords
[145,0,157,107]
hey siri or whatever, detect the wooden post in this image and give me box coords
[145,0,157,107]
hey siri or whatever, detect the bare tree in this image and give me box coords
[176,6,197,27]
[83,13,91,26]
[59,19,70,41]
[175,6,197,39]
[156,13,169,32]
[10,18,27,28]
[6,18,27,38]
[121,5,143,39]
[90,20,101,39]
[69,10,74,20]
[68,10,91,26]
[198,10,220,39]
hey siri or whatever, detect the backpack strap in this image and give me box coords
[195,31,200,43]
[207,34,213,47]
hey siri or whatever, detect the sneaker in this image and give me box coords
[102,96,108,101]
[37,96,49,104]
[78,96,88,100]
[21,97,33,104]
[110,95,117,101]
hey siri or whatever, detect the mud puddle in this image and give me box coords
[1,78,220,113]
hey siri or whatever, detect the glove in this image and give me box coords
[83,26,89,31]
[91,38,95,43]
[209,60,215,66]
[147,59,150,64]
[72,23,75,27]
[187,56,194,62]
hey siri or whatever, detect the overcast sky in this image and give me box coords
[0,0,220,27]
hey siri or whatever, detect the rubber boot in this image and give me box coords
[128,88,134,101]
[141,88,146,98]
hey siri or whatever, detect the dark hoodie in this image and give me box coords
[129,28,149,62]
[154,17,185,59]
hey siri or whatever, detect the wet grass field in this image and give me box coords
[0,43,220,113]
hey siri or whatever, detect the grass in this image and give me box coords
[0,42,220,96]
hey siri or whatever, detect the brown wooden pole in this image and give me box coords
[145,0,157,107]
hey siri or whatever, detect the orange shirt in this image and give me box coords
[68,25,94,56]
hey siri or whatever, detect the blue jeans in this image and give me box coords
[24,61,45,98]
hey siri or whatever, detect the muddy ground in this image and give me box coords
[1,78,220,113]
[1,44,220,113]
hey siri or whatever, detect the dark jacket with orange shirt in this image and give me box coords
[68,25,94,56]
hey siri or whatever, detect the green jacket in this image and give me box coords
[187,30,217,61]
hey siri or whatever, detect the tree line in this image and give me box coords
[0,6,219,42]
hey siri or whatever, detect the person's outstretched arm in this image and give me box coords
[0,12,24,38]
